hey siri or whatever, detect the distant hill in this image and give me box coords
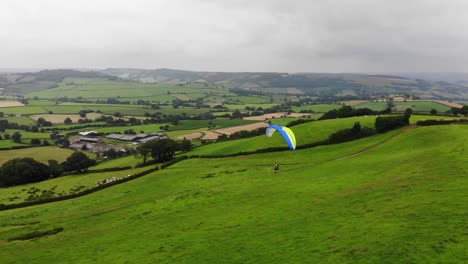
[0,69,115,96]
[1,68,467,100]
[102,68,468,100]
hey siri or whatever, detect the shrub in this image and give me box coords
[375,114,410,133]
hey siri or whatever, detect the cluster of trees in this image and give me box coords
[136,138,191,165]
[0,120,33,132]
[451,105,468,116]
[375,114,411,133]
[217,127,266,141]
[328,122,375,144]
[319,105,390,121]
[0,152,96,187]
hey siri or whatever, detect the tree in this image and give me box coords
[0,158,50,186]
[48,160,63,178]
[64,117,72,124]
[231,109,243,119]
[79,110,87,118]
[405,108,413,115]
[350,122,361,134]
[114,112,122,117]
[149,139,178,162]
[136,143,152,165]
[61,152,96,173]
[178,139,192,152]
[3,133,10,140]
[430,108,438,115]
[31,138,41,145]
[42,139,50,146]
[12,132,22,143]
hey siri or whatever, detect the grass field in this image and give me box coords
[0,117,36,126]
[3,130,51,140]
[0,140,28,149]
[0,106,47,115]
[91,155,142,170]
[355,101,452,113]
[291,104,343,113]
[0,167,150,205]
[25,78,228,103]
[0,124,465,263]
[0,146,74,165]
[189,116,377,155]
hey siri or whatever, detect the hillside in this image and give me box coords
[102,68,468,100]
[0,70,115,96]
[2,69,468,101]
[0,124,466,263]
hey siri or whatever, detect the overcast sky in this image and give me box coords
[1,0,468,72]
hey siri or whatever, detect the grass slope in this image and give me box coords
[0,125,466,263]
[0,147,74,165]
[189,116,377,155]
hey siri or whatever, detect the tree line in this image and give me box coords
[0,152,96,187]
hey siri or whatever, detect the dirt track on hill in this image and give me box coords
[335,125,416,160]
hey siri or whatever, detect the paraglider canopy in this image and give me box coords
[266,125,296,150]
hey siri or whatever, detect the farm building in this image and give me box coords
[138,135,162,143]
[79,137,100,143]
[106,132,165,142]
[78,131,98,136]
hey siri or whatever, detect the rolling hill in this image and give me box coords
[0,124,466,263]
[102,68,468,100]
[2,69,468,100]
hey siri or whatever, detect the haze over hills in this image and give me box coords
[3,68,466,100]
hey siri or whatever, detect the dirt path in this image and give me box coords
[334,125,416,161]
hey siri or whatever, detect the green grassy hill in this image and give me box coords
[0,124,466,263]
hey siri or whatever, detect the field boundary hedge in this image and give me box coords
[416,119,468,126]
[0,166,159,211]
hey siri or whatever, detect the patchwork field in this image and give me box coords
[0,101,24,108]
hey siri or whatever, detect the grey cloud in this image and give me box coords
[1,0,467,72]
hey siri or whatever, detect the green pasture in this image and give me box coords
[26,79,227,102]
[356,101,452,113]
[0,117,35,126]
[352,101,389,111]
[42,105,91,114]
[0,146,74,165]
[189,116,377,155]
[291,104,342,113]
[0,106,47,115]
[175,118,257,130]
[26,100,56,106]
[91,156,141,170]
[410,114,466,123]
[84,123,169,134]
[222,103,278,110]
[165,128,208,137]
[0,141,27,149]
[0,167,150,205]
[0,125,465,263]
[228,95,272,104]
[3,130,51,140]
